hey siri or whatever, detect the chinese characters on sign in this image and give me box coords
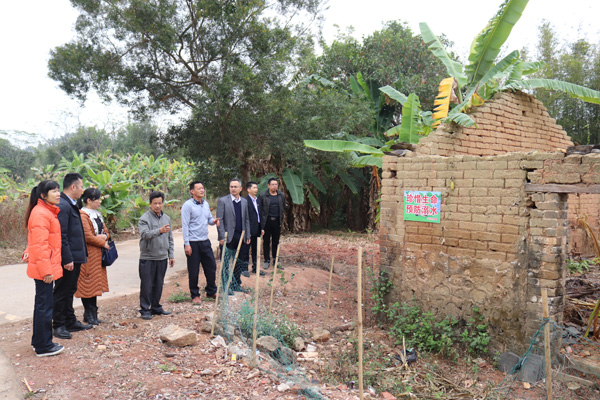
[403,190,441,223]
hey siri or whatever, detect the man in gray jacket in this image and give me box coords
[138,191,174,320]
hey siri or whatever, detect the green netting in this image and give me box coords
[213,246,326,400]
[490,318,600,399]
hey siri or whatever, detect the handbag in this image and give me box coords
[102,239,118,267]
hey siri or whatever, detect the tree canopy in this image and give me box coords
[531,21,600,144]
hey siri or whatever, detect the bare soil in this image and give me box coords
[1,232,598,399]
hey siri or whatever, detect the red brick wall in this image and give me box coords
[416,91,573,156]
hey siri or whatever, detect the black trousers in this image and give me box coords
[263,217,281,263]
[32,279,54,352]
[53,263,81,329]
[139,259,167,315]
[221,231,243,288]
[81,296,97,312]
[186,240,217,298]
[247,234,260,271]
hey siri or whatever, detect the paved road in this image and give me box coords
[0,227,219,325]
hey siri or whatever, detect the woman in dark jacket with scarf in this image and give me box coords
[75,188,110,325]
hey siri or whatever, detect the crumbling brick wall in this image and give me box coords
[381,152,600,352]
[415,91,573,157]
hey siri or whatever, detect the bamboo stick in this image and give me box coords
[357,247,364,400]
[542,289,553,400]
[268,245,281,314]
[211,232,227,336]
[326,256,335,329]
[252,237,262,368]
[223,231,245,297]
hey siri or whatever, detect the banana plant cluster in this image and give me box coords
[0,151,197,231]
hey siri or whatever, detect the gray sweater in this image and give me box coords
[139,210,174,260]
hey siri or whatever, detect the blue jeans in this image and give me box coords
[32,279,54,352]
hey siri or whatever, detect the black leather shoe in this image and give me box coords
[227,289,235,296]
[141,314,152,320]
[252,269,266,276]
[152,309,172,316]
[66,321,93,332]
[241,270,250,277]
[53,326,72,339]
[234,287,249,294]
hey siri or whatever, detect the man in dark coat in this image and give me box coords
[259,177,285,270]
[53,173,92,339]
[241,181,265,277]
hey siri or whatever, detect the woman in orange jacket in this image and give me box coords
[24,180,65,357]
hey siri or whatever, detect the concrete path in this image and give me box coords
[0,227,219,325]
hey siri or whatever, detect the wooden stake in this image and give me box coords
[252,237,262,368]
[542,289,553,400]
[211,232,227,337]
[268,245,281,314]
[326,256,335,329]
[22,377,33,393]
[223,231,245,297]
[357,247,364,400]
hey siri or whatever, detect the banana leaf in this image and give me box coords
[505,79,600,105]
[398,93,424,143]
[465,0,529,84]
[282,169,304,205]
[445,113,477,128]
[451,50,520,116]
[304,140,384,154]
[419,23,468,88]
[351,155,383,169]
[379,85,408,105]
[307,190,320,212]
[338,172,360,194]
[522,61,546,76]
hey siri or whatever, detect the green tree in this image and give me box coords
[0,138,36,179]
[37,126,113,166]
[532,22,600,144]
[113,121,162,156]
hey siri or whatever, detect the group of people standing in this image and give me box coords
[182,178,285,302]
[24,173,110,357]
[24,173,285,356]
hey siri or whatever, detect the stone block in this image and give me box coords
[498,352,521,373]
[518,354,546,384]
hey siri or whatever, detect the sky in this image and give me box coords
[0,0,599,146]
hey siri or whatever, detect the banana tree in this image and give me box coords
[419,0,600,128]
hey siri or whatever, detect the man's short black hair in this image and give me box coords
[189,181,203,191]
[246,181,258,190]
[149,191,165,203]
[63,173,83,190]
[268,177,278,184]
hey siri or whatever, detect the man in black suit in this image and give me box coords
[54,173,93,339]
[260,177,286,270]
[241,181,265,277]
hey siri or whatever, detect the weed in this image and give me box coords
[157,363,176,372]
[237,301,304,348]
[368,273,490,359]
[567,258,593,274]
[460,307,490,356]
[168,290,190,303]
